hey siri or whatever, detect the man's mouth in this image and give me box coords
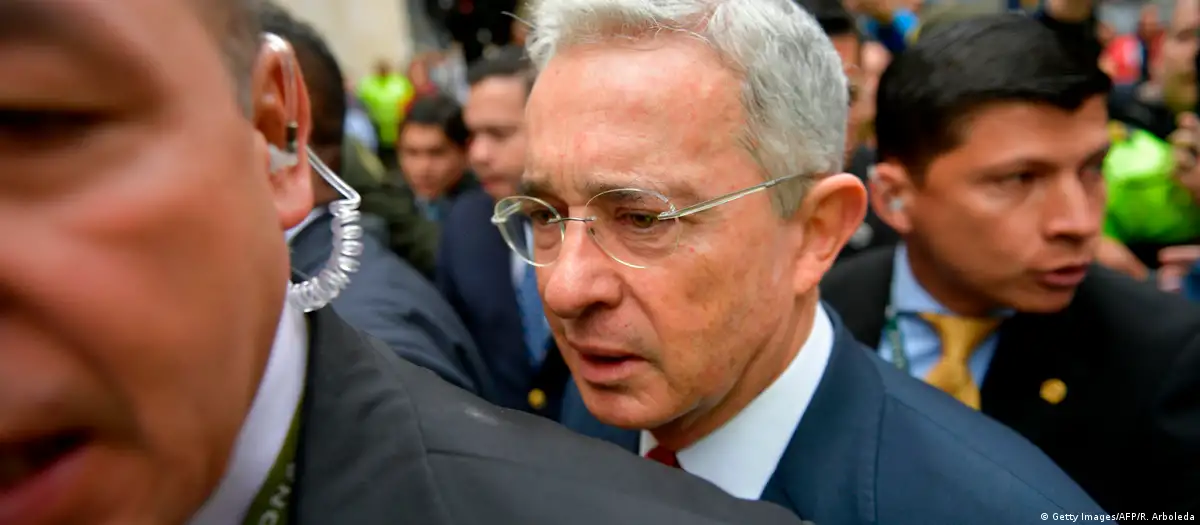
[570,343,649,385]
[0,431,89,492]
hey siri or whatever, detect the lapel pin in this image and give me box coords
[528,388,547,410]
[1040,379,1067,405]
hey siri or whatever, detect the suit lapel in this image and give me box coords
[981,269,1104,444]
[821,247,895,349]
[762,322,881,525]
[292,308,453,525]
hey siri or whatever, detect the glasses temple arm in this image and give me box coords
[658,173,803,220]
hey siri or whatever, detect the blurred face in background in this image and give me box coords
[830,32,866,163]
[874,99,1109,315]
[859,42,890,147]
[464,75,528,200]
[1137,5,1161,42]
[0,1,313,524]
[1162,0,1199,113]
[399,123,467,199]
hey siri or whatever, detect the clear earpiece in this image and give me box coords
[288,149,363,313]
[262,32,363,313]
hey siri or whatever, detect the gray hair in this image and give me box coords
[525,0,848,215]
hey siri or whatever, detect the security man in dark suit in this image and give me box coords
[269,7,494,399]
[822,14,1200,519]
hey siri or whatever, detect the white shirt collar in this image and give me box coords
[285,208,328,244]
[188,298,309,525]
[639,304,835,500]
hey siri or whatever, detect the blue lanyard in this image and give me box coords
[882,305,911,374]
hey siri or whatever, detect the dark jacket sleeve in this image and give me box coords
[1146,330,1200,515]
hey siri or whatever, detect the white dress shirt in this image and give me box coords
[188,299,309,525]
[640,305,835,500]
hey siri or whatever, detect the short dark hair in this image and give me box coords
[402,94,470,149]
[467,45,535,94]
[792,0,859,39]
[875,14,1112,177]
[258,3,347,149]
[194,0,263,114]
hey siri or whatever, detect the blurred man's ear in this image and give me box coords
[869,162,916,235]
[253,37,315,231]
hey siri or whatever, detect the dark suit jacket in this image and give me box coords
[436,189,571,417]
[559,312,1109,525]
[291,211,494,399]
[821,247,1200,517]
[291,307,809,525]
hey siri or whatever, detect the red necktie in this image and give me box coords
[645,446,681,468]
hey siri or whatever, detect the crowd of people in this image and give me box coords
[2,0,1199,524]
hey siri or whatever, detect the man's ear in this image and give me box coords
[252,36,314,231]
[791,173,867,295]
[869,161,916,235]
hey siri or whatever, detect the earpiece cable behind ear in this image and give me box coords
[262,32,364,312]
[288,150,363,313]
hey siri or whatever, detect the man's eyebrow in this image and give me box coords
[521,173,703,203]
[0,1,88,45]
[0,1,148,79]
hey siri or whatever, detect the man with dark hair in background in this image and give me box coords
[0,1,822,524]
[259,3,493,399]
[436,47,571,417]
[399,93,478,222]
[822,14,1200,518]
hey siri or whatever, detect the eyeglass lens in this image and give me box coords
[497,189,683,268]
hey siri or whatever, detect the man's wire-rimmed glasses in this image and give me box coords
[490,172,807,269]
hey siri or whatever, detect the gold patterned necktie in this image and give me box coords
[919,312,1001,410]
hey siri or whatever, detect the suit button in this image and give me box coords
[1040,379,1067,405]
[528,388,547,410]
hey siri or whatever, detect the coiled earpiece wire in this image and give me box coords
[263,32,364,313]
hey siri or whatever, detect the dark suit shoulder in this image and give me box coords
[331,231,487,395]
[867,352,1108,521]
[442,188,495,230]
[390,360,804,525]
[1069,266,1200,355]
[823,246,894,292]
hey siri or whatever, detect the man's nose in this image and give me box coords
[1043,174,1104,241]
[540,222,623,320]
[469,137,492,168]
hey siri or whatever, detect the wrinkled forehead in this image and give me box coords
[0,0,230,101]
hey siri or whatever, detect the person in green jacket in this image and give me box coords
[357,59,416,168]
[1103,121,1200,269]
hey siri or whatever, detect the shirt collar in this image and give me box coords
[639,305,835,500]
[188,298,308,525]
[890,243,947,315]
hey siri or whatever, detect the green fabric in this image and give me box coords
[1103,124,1200,244]
[356,74,415,146]
[242,396,302,525]
[340,139,439,277]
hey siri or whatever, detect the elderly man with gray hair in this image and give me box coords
[489,0,1112,523]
